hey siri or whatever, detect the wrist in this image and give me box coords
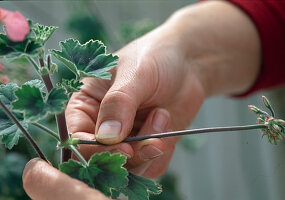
[165,1,261,97]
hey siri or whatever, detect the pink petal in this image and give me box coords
[1,75,9,84]
[0,8,29,42]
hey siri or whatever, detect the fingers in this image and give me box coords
[23,158,110,200]
[126,108,178,178]
[95,50,160,144]
[66,78,109,134]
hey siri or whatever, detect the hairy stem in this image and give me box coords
[27,57,39,71]
[68,145,88,166]
[78,124,267,145]
[0,100,48,162]
[39,58,71,162]
[32,122,60,141]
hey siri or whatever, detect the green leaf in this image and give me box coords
[0,33,43,60]
[45,87,68,113]
[59,152,128,197]
[112,173,162,200]
[50,39,118,79]
[57,79,83,94]
[23,79,45,90]
[1,122,28,149]
[31,24,57,44]
[12,85,68,122]
[0,83,27,149]
[0,21,56,60]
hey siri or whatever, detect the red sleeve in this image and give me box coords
[227,0,285,96]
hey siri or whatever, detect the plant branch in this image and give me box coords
[27,57,40,71]
[68,145,88,166]
[78,124,267,145]
[32,122,60,141]
[0,100,48,162]
[38,57,71,162]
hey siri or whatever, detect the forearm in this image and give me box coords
[165,1,261,97]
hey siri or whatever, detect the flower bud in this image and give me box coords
[262,96,271,108]
[248,105,268,115]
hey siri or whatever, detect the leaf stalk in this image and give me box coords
[32,122,60,141]
[68,145,88,167]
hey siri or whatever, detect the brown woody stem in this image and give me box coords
[39,58,71,163]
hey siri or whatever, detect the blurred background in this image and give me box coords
[1,1,285,200]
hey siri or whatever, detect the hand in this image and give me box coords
[66,1,260,178]
[22,158,110,200]
[66,14,205,178]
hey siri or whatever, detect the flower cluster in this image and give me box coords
[248,96,285,144]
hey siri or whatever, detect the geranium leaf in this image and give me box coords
[12,85,68,122]
[0,21,56,60]
[112,173,162,200]
[23,79,45,90]
[59,152,128,197]
[0,83,27,149]
[0,33,43,60]
[57,79,83,94]
[50,39,118,80]
[31,24,57,44]
[45,87,68,113]
[1,122,28,149]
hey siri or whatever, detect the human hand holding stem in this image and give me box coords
[1,1,285,199]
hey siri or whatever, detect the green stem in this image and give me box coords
[78,124,267,145]
[0,100,48,162]
[27,57,40,71]
[32,122,60,141]
[68,145,88,167]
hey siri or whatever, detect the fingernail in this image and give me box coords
[110,149,131,159]
[152,109,169,132]
[139,145,163,160]
[96,120,121,140]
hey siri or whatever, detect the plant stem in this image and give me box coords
[56,113,71,162]
[32,122,60,141]
[0,100,48,162]
[78,124,267,145]
[38,58,71,163]
[68,145,88,166]
[27,57,40,71]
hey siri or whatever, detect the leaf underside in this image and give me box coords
[50,39,118,80]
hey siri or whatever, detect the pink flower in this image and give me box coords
[0,75,9,84]
[0,8,29,42]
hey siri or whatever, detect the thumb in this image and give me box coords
[95,57,158,144]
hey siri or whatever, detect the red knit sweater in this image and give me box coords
[228,0,285,96]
